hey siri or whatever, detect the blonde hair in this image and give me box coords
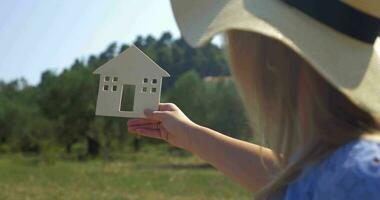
[226,30,380,199]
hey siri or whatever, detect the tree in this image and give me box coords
[0,32,249,158]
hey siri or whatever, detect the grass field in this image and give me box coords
[0,146,252,200]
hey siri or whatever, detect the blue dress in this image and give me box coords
[274,139,380,200]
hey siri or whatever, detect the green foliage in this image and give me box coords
[166,70,251,139]
[0,32,251,159]
[166,70,207,122]
[135,32,229,91]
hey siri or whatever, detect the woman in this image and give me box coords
[128,0,380,199]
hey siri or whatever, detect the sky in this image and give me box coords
[0,0,196,85]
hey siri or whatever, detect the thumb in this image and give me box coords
[144,109,170,121]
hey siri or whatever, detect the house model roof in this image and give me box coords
[93,45,170,77]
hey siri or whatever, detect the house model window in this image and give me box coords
[93,45,170,118]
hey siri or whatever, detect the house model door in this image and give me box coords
[120,84,136,112]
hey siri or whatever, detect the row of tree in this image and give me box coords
[0,32,251,160]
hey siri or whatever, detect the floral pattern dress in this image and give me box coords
[273,139,380,200]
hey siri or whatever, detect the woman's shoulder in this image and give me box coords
[312,139,380,199]
[284,139,380,200]
[324,138,380,178]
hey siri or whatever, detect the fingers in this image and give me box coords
[128,118,158,127]
[141,103,177,121]
[128,123,160,130]
[144,109,171,121]
[159,103,177,111]
[130,128,162,140]
[128,126,168,141]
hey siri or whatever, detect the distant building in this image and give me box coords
[203,76,232,82]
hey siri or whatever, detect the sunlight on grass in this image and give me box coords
[0,149,252,200]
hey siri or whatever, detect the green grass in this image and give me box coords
[0,147,252,200]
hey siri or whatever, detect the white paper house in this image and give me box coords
[93,45,170,118]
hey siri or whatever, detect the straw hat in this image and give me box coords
[170,0,380,116]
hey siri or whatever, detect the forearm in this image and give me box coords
[188,125,277,193]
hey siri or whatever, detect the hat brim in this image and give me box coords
[171,0,380,115]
